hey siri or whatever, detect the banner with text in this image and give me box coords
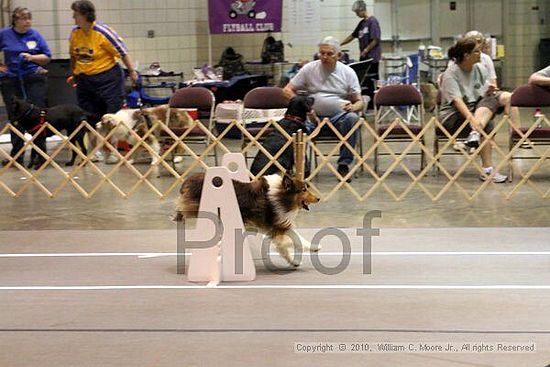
[208,0,282,34]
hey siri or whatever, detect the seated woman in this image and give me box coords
[529,65,550,87]
[438,37,518,183]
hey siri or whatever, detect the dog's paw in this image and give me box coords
[29,160,43,170]
[311,244,321,252]
[291,258,302,267]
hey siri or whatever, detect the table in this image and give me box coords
[184,74,269,103]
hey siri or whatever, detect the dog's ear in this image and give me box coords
[11,97,23,115]
[11,96,22,107]
[282,173,294,191]
[101,115,117,128]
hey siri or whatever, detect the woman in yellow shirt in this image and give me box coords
[69,0,138,162]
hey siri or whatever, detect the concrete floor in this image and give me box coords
[1,112,550,366]
[0,229,549,366]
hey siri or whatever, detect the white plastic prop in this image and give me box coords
[186,153,257,284]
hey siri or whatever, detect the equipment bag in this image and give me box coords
[216,47,246,80]
[261,36,285,64]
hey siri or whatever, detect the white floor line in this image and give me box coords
[1,251,550,258]
[1,285,550,291]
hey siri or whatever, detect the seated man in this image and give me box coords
[283,36,364,180]
[529,65,550,86]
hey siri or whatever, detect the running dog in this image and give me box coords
[176,172,320,267]
[250,95,314,176]
[12,97,93,169]
[97,105,193,165]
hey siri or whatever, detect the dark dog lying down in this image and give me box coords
[250,95,314,176]
[12,96,94,169]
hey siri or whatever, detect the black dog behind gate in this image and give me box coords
[250,95,314,176]
[12,96,94,169]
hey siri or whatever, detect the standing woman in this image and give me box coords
[69,0,138,162]
[0,7,51,166]
[340,0,381,108]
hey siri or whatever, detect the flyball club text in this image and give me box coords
[222,23,275,32]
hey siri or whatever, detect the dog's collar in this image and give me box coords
[284,114,306,125]
[27,109,47,134]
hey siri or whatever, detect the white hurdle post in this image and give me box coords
[186,153,257,284]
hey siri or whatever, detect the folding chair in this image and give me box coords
[240,86,289,162]
[508,84,550,181]
[160,86,217,166]
[348,58,375,94]
[373,84,425,173]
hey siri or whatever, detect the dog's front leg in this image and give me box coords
[272,234,301,267]
[66,136,78,166]
[149,138,161,166]
[30,136,47,169]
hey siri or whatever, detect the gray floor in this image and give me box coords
[1,227,549,366]
[1,113,550,365]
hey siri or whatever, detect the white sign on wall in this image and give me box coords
[286,0,321,45]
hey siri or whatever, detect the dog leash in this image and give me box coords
[16,55,28,100]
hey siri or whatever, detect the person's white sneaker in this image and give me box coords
[91,151,104,162]
[479,167,507,183]
[105,153,119,164]
[520,140,535,149]
[465,131,480,149]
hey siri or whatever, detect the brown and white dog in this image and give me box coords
[176,173,320,267]
[96,105,193,164]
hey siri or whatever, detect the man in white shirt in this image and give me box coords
[283,36,364,180]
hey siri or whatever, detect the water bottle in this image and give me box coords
[534,108,544,127]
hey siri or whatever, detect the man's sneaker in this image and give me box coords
[520,140,535,149]
[337,164,352,182]
[465,131,480,149]
[91,151,104,162]
[479,167,507,183]
[105,153,119,164]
